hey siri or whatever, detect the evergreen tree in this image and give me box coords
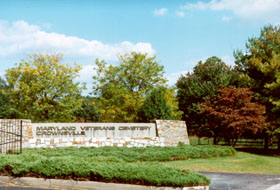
[138,87,173,122]
[234,25,280,150]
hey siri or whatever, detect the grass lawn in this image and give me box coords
[163,151,280,174]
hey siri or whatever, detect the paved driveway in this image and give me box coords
[199,172,280,190]
[1,173,280,190]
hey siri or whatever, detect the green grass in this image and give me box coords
[189,136,213,145]
[163,152,280,174]
[0,145,236,187]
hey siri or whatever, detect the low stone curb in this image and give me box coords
[0,176,209,190]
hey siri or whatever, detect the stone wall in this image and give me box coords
[17,120,189,148]
[156,120,189,146]
[32,123,156,138]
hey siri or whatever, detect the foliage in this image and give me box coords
[0,77,19,118]
[5,53,85,122]
[199,86,267,146]
[0,155,209,187]
[138,87,182,122]
[0,146,237,186]
[176,56,238,137]
[234,25,280,149]
[93,52,167,122]
[163,87,183,120]
[74,96,101,122]
[21,145,236,162]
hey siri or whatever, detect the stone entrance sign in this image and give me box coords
[20,120,189,148]
[33,123,156,138]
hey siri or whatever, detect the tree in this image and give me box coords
[0,77,19,118]
[176,56,238,137]
[138,87,181,122]
[0,77,10,118]
[234,25,280,150]
[199,86,267,146]
[93,52,167,122]
[74,96,101,122]
[5,53,85,122]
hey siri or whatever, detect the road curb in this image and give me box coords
[0,176,209,190]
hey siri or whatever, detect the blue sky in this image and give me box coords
[1,0,280,94]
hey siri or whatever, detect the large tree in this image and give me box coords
[199,86,267,146]
[74,96,101,122]
[6,53,85,122]
[234,25,280,150]
[92,52,167,122]
[176,56,238,136]
[0,77,19,118]
[138,87,182,122]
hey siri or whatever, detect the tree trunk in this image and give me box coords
[214,135,217,145]
[264,134,269,150]
[232,138,238,147]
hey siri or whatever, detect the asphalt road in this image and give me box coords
[1,173,280,190]
[199,172,280,190]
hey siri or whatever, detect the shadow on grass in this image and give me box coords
[236,148,280,157]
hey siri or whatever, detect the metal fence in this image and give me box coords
[192,137,278,149]
[0,120,22,154]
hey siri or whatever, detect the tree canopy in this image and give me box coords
[92,52,168,122]
[138,87,181,122]
[74,96,101,122]
[199,86,267,146]
[176,56,238,136]
[234,25,280,149]
[5,53,85,122]
[0,77,18,118]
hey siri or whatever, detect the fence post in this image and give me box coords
[20,120,23,154]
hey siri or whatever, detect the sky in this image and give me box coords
[1,0,280,95]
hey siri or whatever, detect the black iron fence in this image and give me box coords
[0,119,22,154]
[191,136,278,149]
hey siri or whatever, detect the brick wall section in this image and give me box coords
[156,120,189,146]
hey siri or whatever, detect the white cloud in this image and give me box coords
[182,1,210,10]
[154,8,168,16]
[181,0,280,22]
[167,70,191,86]
[221,16,232,22]
[74,64,97,95]
[166,57,206,87]
[176,11,185,17]
[0,20,155,61]
[77,65,96,83]
[221,55,235,66]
